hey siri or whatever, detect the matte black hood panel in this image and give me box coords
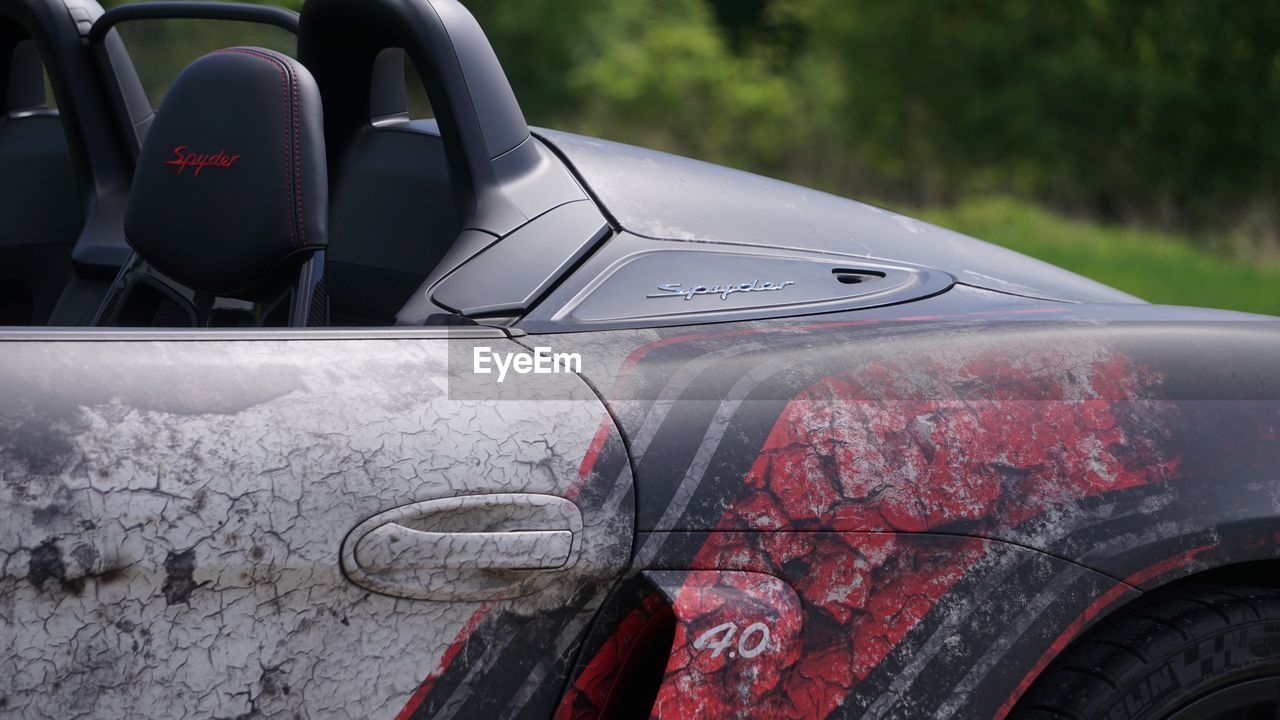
[537,129,1142,305]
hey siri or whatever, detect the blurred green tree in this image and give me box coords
[778,0,1280,240]
[468,0,805,176]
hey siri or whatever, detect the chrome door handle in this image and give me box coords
[340,493,583,601]
[355,524,573,571]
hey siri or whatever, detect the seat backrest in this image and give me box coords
[0,35,82,326]
[325,49,463,326]
[96,46,330,327]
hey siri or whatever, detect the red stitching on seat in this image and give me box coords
[211,48,304,249]
[290,56,303,247]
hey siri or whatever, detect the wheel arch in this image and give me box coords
[1145,557,1280,593]
[1002,534,1280,717]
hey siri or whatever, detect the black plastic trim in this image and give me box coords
[87,1,298,43]
[300,0,579,237]
[431,200,609,317]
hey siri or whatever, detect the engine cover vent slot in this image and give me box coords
[833,268,887,285]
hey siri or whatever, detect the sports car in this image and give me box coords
[1,0,1278,718]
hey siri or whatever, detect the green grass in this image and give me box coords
[913,197,1280,317]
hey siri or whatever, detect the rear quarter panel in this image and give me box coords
[535,297,1280,718]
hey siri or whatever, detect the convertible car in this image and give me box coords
[1,0,1278,718]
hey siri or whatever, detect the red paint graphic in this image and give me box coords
[393,603,492,720]
[724,351,1177,534]
[639,344,1180,718]
[164,146,242,176]
[647,535,986,719]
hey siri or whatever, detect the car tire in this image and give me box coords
[1012,585,1280,720]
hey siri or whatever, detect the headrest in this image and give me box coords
[125,47,328,298]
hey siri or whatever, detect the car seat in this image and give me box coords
[94,46,329,327]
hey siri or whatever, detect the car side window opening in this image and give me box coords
[37,45,55,109]
[21,0,564,332]
[84,17,457,330]
[370,47,434,123]
[92,17,464,329]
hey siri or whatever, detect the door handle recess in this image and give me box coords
[340,493,584,601]
[355,525,573,572]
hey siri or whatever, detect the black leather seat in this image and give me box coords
[96,46,330,327]
[323,49,462,326]
[0,37,82,326]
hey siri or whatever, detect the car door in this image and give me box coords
[0,327,635,718]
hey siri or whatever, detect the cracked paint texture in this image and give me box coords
[0,338,633,719]
[722,343,1178,537]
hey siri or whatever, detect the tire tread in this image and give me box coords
[1012,584,1280,720]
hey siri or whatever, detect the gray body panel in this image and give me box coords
[536,129,1142,306]
[0,331,633,719]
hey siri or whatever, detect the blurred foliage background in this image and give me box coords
[102,0,1280,314]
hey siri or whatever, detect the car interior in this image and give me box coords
[0,0,596,330]
[0,31,81,326]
